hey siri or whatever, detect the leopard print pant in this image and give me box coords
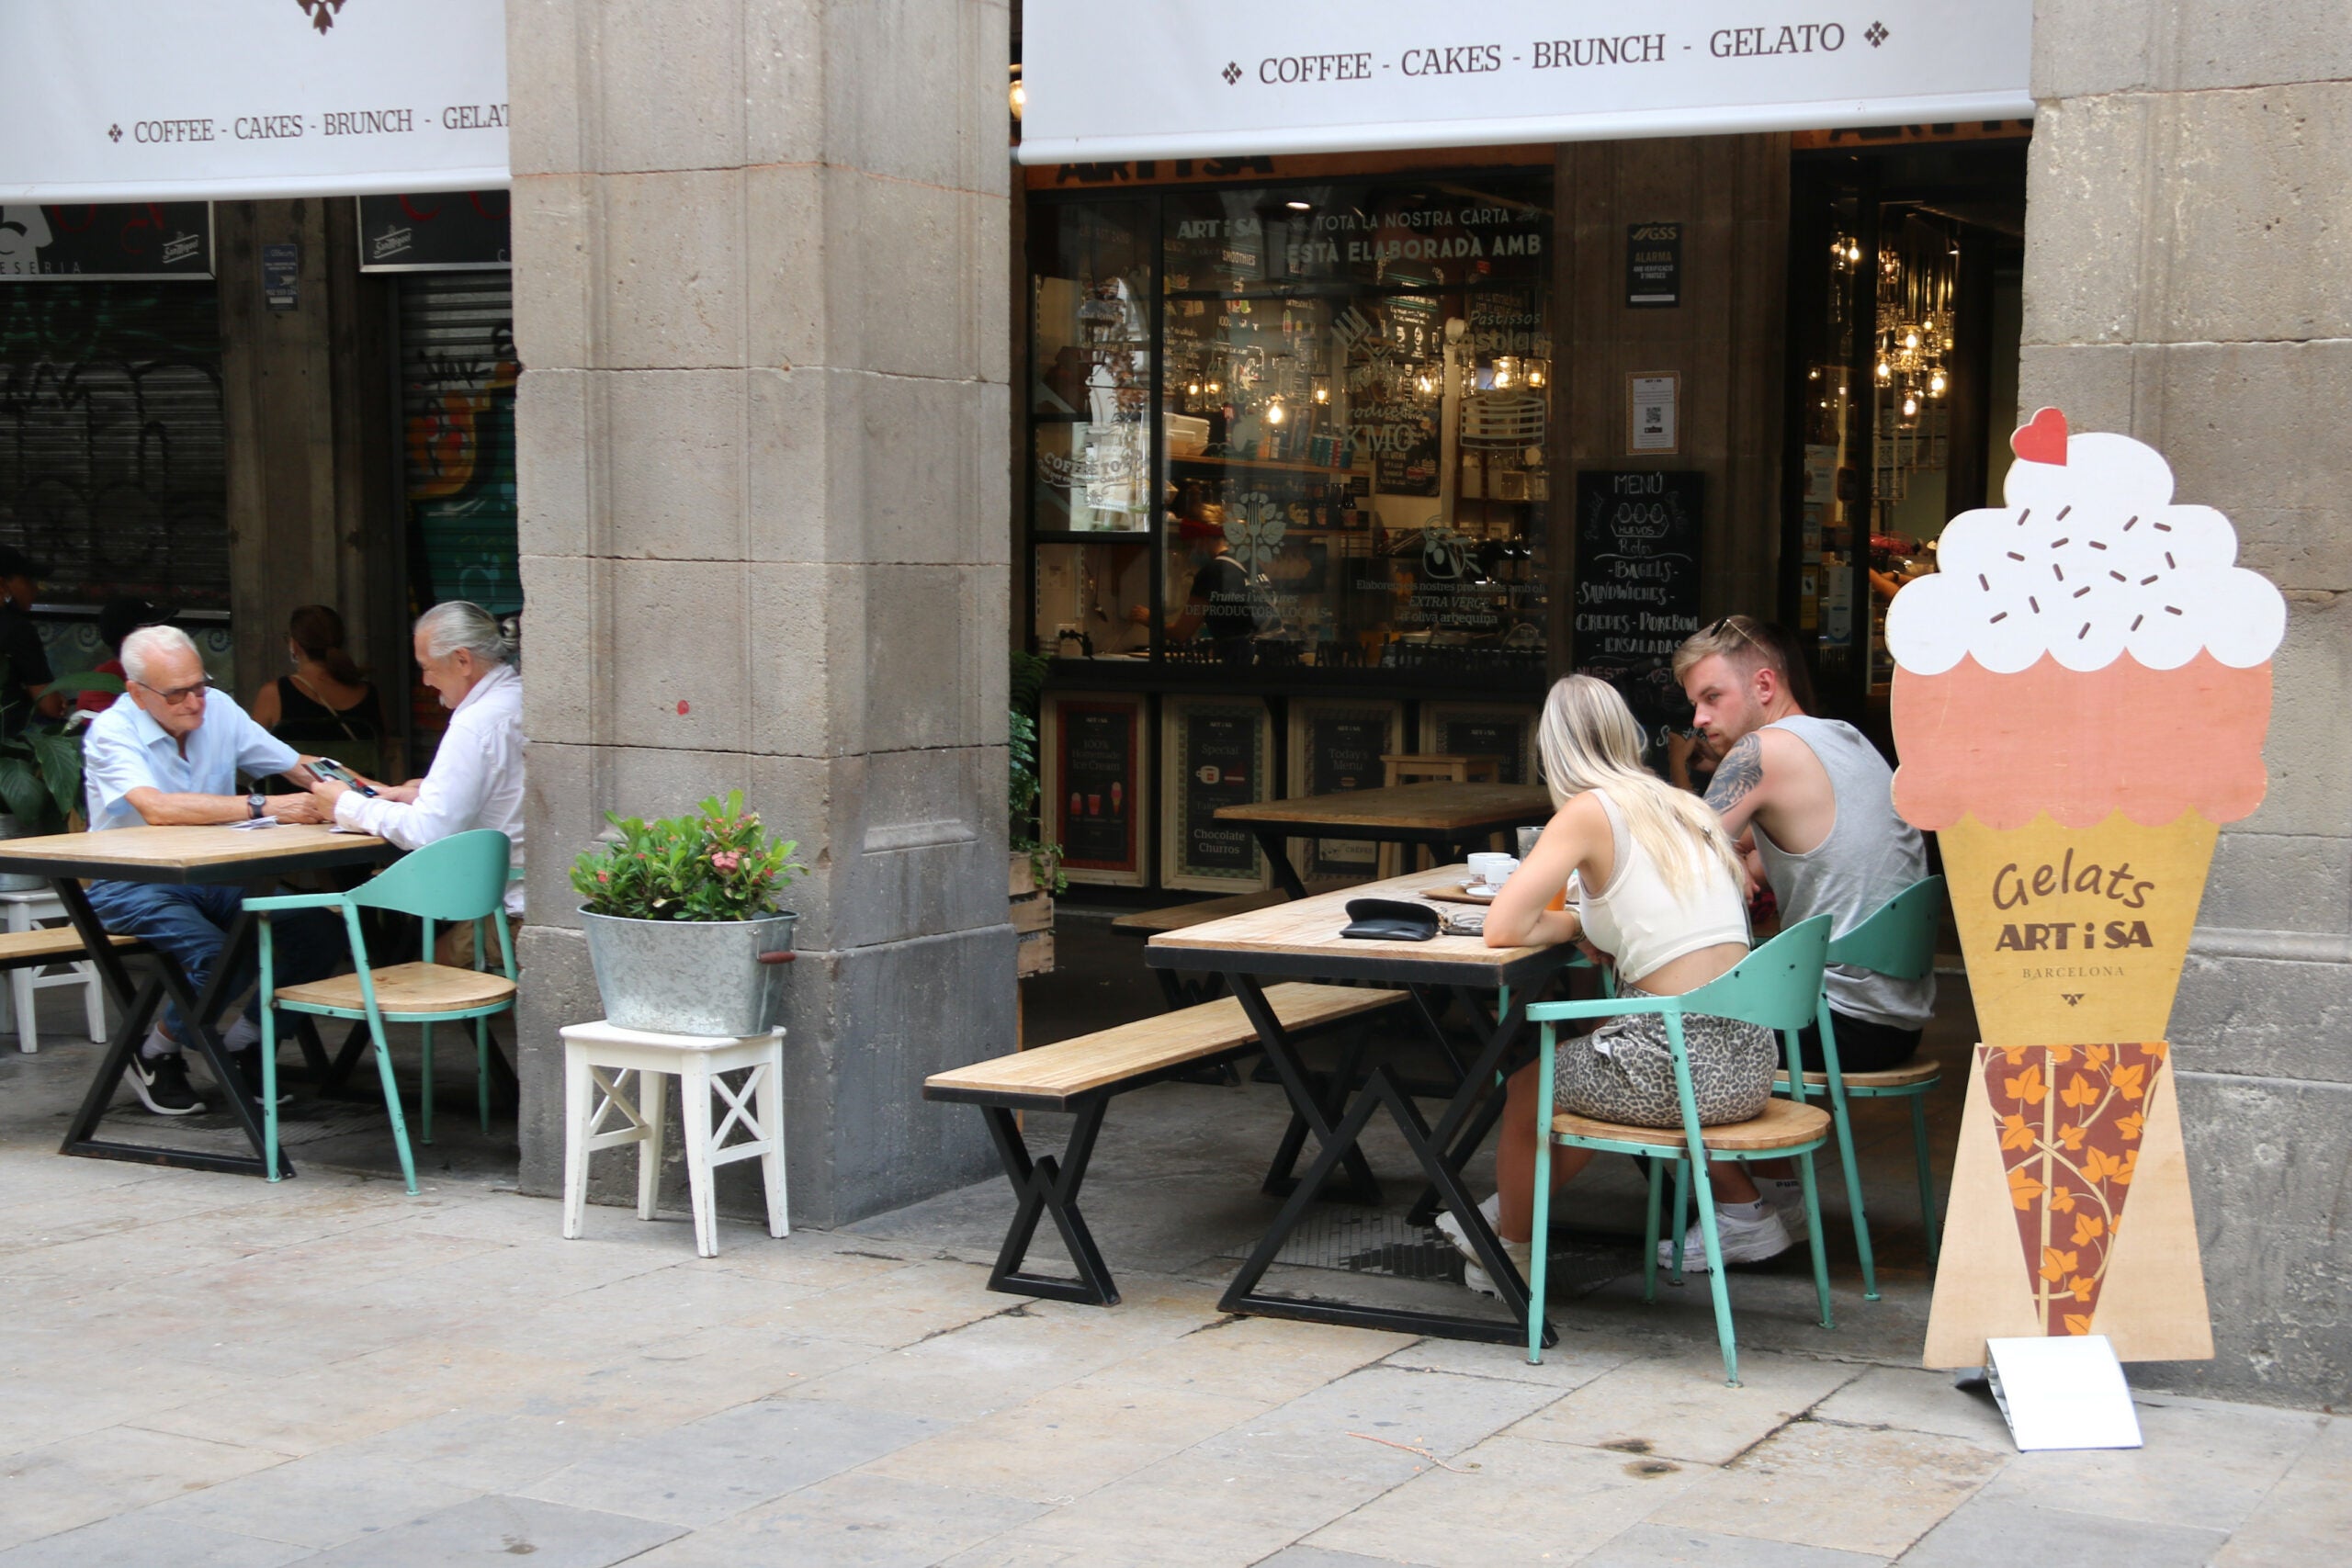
[1553,985,1781,1129]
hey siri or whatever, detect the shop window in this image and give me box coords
[1025,173,1553,687]
[1030,201,1152,536]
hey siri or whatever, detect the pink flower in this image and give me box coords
[711,851,741,874]
[597,872,610,884]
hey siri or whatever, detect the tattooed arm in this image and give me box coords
[1702,731,1767,838]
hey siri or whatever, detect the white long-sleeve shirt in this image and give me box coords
[334,662,526,913]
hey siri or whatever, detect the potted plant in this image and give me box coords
[0,660,125,890]
[1008,650,1063,976]
[570,791,806,1036]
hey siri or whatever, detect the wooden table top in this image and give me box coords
[1147,863,1570,981]
[1213,782,1555,835]
[0,824,392,883]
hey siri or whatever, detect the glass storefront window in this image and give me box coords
[1159,175,1551,678]
[1030,201,1152,536]
[1025,172,1553,685]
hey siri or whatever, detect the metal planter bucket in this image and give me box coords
[578,908,798,1037]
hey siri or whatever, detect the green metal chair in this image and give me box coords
[1524,915,1837,1385]
[1769,875,1950,1299]
[249,829,519,1194]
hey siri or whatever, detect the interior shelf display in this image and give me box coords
[1026,171,1554,682]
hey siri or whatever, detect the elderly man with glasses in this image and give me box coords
[80,625,345,1116]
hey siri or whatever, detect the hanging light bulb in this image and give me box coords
[1313,385,1329,403]
[1527,366,1544,387]
[1207,379,1221,394]
[1929,370,1948,396]
[1847,240,1861,264]
[1904,329,1920,350]
[1875,359,1892,382]
[1902,393,1919,418]
[1492,362,1511,389]
[1187,380,1201,396]
[1266,399,1286,425]
[1417,372,1434,394]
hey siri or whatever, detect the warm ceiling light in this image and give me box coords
[1285,199,1311,211]
[1313,386,1328,403]
[1265,400,1286,424]
[1875,360,1892,380]
[1929,371,1948,395]
[1902,394,1919,418]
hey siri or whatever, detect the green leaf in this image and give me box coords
[40,671,126,700]
[28,729,83,821]
[0,756,51,828]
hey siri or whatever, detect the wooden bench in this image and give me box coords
[0,927,143,967]
[924,981,1409,1306]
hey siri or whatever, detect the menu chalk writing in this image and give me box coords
[1575,469,1703,745]
[1178,705,1265,878]
[1057,701,1139,872]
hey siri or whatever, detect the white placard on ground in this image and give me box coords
[1984,1335,2144,1451]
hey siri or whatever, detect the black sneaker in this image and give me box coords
[126,1051,205,1116]
[228,1049,294,1108]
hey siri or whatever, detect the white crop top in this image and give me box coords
[1574,790,1752,986]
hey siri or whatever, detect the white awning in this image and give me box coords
[1018,3,2032,165]
[0,1,508,203]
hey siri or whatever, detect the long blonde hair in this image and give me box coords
[1536,675,1745,897]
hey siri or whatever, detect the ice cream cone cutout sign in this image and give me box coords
[1899,409,2281,1366]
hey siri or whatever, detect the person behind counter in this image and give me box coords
[1439,674,1793,1295]
[1128,515,1255,661]
[308,601,523,954]
[251,604,385,780]
[82,626,344,1117]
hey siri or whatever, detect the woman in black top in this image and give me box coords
[251,604,386,779]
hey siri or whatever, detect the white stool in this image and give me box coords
[559,1020,788,1257]
[0,888,107,1054]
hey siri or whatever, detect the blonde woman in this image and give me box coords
[1438,675,1793,1293]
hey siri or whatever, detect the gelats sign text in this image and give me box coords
[0,1,508,202]
[1020,2,2031,163]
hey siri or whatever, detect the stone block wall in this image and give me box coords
[504,0,1013,1224]
[2021,0,2352,1404]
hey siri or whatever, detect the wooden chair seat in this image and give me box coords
[1778,1056,1941,1092]
[277,961,517,1016]
[926,982,1403,1111]
[1551,1095,1832,1154]
[1109,887,1293,939]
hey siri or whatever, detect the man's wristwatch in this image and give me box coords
[247,789,266,820]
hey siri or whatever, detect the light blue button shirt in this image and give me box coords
[81,691,300,831]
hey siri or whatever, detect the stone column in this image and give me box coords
[2022,2,2352,1404]
[504,0,1013,1224]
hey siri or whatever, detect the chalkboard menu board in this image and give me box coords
[1574,469,1704,746]
[1054,699,1141,875]
[1291,702,1401,879]
[1163,699,1271,889]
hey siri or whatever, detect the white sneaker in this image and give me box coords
[1657,1205,1794,1272]
[1756,1178,1812,1243]
[1435,1203,1533,1297]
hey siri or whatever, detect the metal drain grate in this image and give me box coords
[1220,1206,1466,1283]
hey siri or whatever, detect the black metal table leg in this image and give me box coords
[1260,1021,1383,1203]
[979,1100,1118,1305]
[1402,986,1536,1227]
[55,886,289,1178]
[1250,827,1310,899]
[1229,975,1382,1206]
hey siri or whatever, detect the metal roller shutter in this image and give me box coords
[399,272,520,614]
[0,282,228,608]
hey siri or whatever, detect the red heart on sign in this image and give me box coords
[2012,406,2069,466]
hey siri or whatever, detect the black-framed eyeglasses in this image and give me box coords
[130,675,215,706]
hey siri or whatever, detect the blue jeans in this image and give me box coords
[84,880,345,1047]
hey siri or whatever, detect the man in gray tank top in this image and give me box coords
[1649,617,1937,1271]
[1675,615,1935,1067]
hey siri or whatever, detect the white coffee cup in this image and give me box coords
[1466,852,1518,891]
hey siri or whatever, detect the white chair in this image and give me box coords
[560,1021,789,1257]
[0,889,107,1053]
